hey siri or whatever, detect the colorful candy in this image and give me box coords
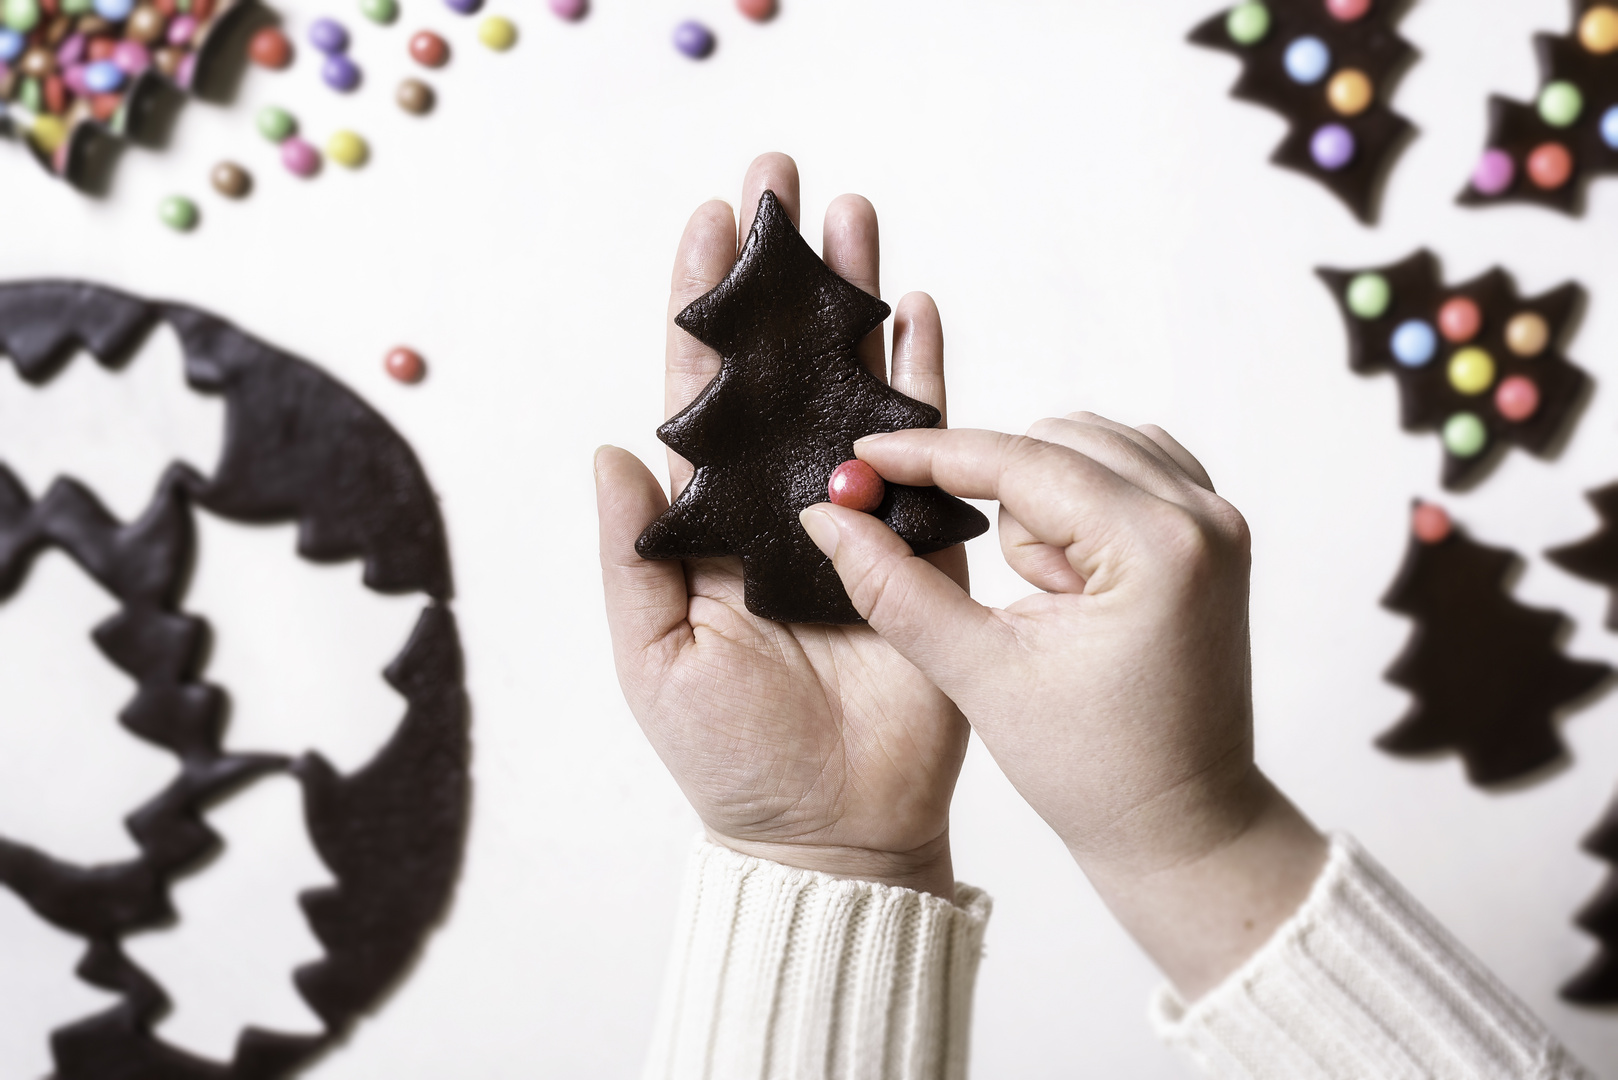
[1505,312,1549,357]
[827,460,884,513]
[736,0,774,19]
[1347,272,1390,319]
[1326,0,1371,20]
[385,347,426,383]
[1602,105,1618,150]
[673,19,713,58]
[1224,1,1269,45]
[281,135,319,176]
[1471,149,1514,195]
[1580,5,1618,53]
[1412,502,1452,544]
[308,16,348,53]
[158,194,197,230]
[322,52,359,90]
[0,28,22,60]
[84,59,124,92]
[1284,36,1330,84]
[326,128,367,167]
[1447,347,1495,395]
[478,15,514,49]
[1538,80,1583,127]
[549,0,585,17]
[1437,296,1481,343]
[1326,68,1372,116]
[1390,319,1436,367]
[359,0,396,23]
[2,0,40,32]
[1442,413,1487,458]
[409,30,448,66]
[396,76,433,113]
[210,160,250,197]
[248,26,291,67]
[1494,376,1540,422]
[443,0,480,14]
[257,104,294,140]
[1527,142,1573,189]
[1310,122,1355,170]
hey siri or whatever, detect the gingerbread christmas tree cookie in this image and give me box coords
[1548,483,1618,627]
[636,190,989,625]
[1564,788,1618,1004]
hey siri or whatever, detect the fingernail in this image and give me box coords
[799,507,840,557]
[592,445,611,480]
[853,432,891,448]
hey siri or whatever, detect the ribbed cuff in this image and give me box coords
[644,838,993,1080]
[1151,834,1594,1080]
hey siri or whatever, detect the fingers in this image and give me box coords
[999,507,1087,593]
[822,194,885,381]
[664,200,738,492]
[595,446,692,673]
[799,502,1011,688]
[890,292,945,422]
[1137,424,1216,492]
[739,152,802,243]
[1025,414,1198,507]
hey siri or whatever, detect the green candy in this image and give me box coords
[158,195,199,232]
[1538,81,1583,128]
[360,0,397,24]
[60,0,92,13]
[257,105,295,142]
[1226,2,1270,46]
[2,0,40,32]
[17,75,40,113]
[1442,413,1488,458]
[1346,273,1391,320]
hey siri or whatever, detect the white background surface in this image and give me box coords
[4,0,1618,1075]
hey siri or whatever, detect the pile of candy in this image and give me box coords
[0,0,242,172]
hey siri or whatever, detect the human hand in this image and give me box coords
[797,416,1327,995]
[594,153,968,900]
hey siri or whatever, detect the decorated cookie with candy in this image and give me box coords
[1462,2,1618,214]
[1318,250,1589,489]
[1189,0,1415,222]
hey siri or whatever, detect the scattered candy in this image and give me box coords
[1412,503,1452,544]
[0,28,22,60]
[257,104,294,141]
[1347,272,1390,319]
[359,0,396,23]
[1495,375,1540,422]
[2,0,39,32]
[478,14,514,49]
[1505,312,1549,358]
[1447,346,1495,395]
[1602,105,1618,150]
[114,40,151,72]
[1283,35,1330,84]
[1437,296,1481,343]
[443,0,480,14]
[1326,68,1372,116]
[548,0,585,18]
[126,5,163,41]
[210,160,250,197]
[1390,319,1436,367]
[167,15,198,45]
[673,19,713,59]
[736,0,773,19]
[84,58,124,92]
[28,113,64,151]
[396,76,434,113]
[281,135,319,176]
[249,26,292,67]
[1224,1,1269,45]
[95,0,134,19]
[1527,141,1573,189]
[827,460,884,513]
[1538,80,1583,127]
[322,52,360,90]
[1581,4,1618,54]
[326,128,367,167]
[158,194,197,231]
[308,16,348,54]
[409,30,448,66]
[1310,122,1355,170]
[385,347,426,383]
[1442,412,1488,458]
[1472,148,1514,195]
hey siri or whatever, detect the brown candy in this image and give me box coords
[20,47,55,79]
[210,160,250,198]
[396,77,434,114]
[126,5,167,43]
[153,46,182,77]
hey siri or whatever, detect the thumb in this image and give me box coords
[799,502,1011,687]
[595,446,692,674]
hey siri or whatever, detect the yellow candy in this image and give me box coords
[29,114,65,154]
[1327,68,1373,117]
[479,15,516,50]
[1448,347,1496,396]
[326,130,368,168]
[1581,5,1618,54]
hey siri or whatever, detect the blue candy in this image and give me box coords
[0,27,22,61]
[1284,36,1331,84]
[85,59,125,93]
[1391,319,1438,368]
[1602,105,1618,150]
[93,0,133,20]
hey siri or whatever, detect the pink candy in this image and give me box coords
[63,63,89,93]
[827,460,885,514]
[281,136,320,176]
[549,0,586,17]
[1473,149,1514,195]
[167,14,198,45]
[56,33,85,66]
[113,40,149,74]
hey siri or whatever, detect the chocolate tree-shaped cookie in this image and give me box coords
[1378,502,1610,786]
[1188,0,1416,222]
[1548,483,1618,628]
[1318,250,1589,490]
[636,190,989,625]
[1565,789,1618,1004]
[1459,2,1618,214]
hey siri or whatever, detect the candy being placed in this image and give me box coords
[827,460,885,513]
[385,346,426,383]
[1190,0,1414,222]
[409,29,447,66]
[736,0,774,20]
[308,16,348,54]
[360,0,396,23]
[322,52,359,90]
[673,19,713,59]
[249,25,291,67]
[478,14,514,49]
[281,135,319,175]
[257,104,294,140]
[326,128,367,167]
[634,191,988,624]
[158,194,197,230]
[549,0,586,18]
[1320,250,1590,489]
[210,160,249,196]
[396,76,433,112]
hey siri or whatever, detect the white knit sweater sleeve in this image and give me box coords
[1152,833,1595,1080]
[643,838,992,1080]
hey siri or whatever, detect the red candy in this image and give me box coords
[1412,503,1452,544]
[827,459,884,513]
[248,26,291,68]
[88,36,117,61]
[1527,142,1574,189]
[737,0,776,19]
[1494,375,1540,422]
[409,30,449,67]
[385,347,426,384]
[1437,296,1481,343]
[1325,0,1371,19]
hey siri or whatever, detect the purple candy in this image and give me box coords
[282,136,321,176]
[444,0,482,14]
[175,51,195,88]
[56,33,84,66]
[62,63,88,94]
[321,52,360,91]
[673,19,713,58]
[308,17,348,54]
[113,40,150,74]
[1310,123,1355,171]
[167,15,197,44]
[1472,148,1514,195]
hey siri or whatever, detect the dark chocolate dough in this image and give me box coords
[1548,484,1618,629]
[0,281,468,1078]
[1458,3,1618,216]
[1188,0,1416,223]
[1379,504,1610,786]
[636,190,989,625]
[1318,250,1588,490]
[1564,789,1618,1004]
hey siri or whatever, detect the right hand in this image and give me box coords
[797,413,1327,997]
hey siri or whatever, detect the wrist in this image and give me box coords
[706,829,957,903]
